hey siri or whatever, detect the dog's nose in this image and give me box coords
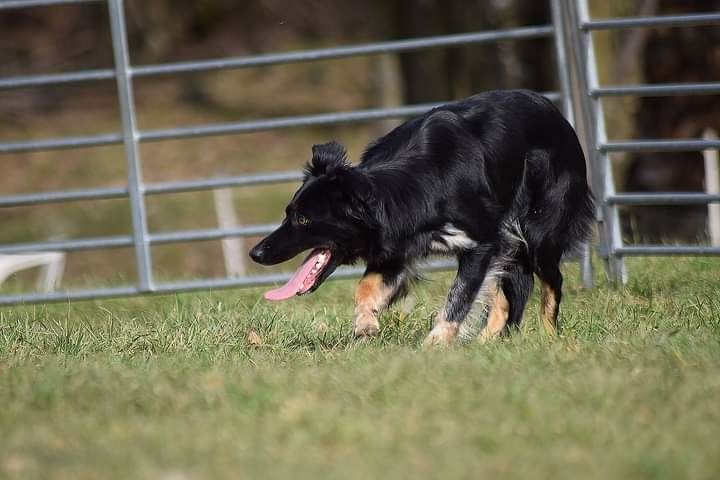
[249,244,265,264]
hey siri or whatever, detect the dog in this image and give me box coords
[249,90,594,346]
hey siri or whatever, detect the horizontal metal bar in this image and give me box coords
[138,103,444,142]
[0,259,457,306]
[149,224,278,244]
[583,13,720,30]
[0,171,303,208]
[0,223,277,254]
[0,26,553,91]
[133,26,554,77]
[0,69,115,91]
[1,220,599,257]
[155,259,456,293]
[0,216,472,257]
[1,92,560,154]
[615,245,720,256]
[0,286,139,307]
[0,0,101,10]
[608,193,720,205]
[600,139,720,153]
[592,82,720,97]
[0,186,127,208]
[0,235,132,254]
[140,93,562,143]
[0,105,439,154]
[145,170,304,195]
[154,268,367,295]
[0,132,122,154]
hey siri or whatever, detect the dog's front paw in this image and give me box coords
[423,321,459,348]
[353,315,380,338]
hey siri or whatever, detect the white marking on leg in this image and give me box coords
[423,311,460,347]
[457,260,506,340]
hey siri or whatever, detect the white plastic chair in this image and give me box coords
[0,252,66,293]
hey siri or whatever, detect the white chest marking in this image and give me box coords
[431,224,477,252]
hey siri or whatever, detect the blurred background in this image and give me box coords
[1,0,719,291]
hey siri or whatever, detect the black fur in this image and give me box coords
[250,90,594,334]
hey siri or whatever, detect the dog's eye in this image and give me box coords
[297,214,310,226]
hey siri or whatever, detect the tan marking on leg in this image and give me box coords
[423,311,460,348]
[479,287,509,343]
[539,281,558,336]
[353,273,394,337]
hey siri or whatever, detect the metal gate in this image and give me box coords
[5,0,717,305]
[561,1,720,284]
[0,0,582,305]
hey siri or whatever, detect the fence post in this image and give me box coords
[107,0,154,291]
[551,0,595,289]
[550,0,574,126]
[567,0,626,284]
[213,188,246,277]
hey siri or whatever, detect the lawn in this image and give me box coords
[1,257,719,479]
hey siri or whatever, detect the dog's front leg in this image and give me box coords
[424,250,493,347]
[354,269,406,338]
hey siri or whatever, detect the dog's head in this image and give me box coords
[249,141,374,300]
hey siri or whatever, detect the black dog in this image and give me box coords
[250,90,593,345]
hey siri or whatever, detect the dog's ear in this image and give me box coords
[304,141,349,179]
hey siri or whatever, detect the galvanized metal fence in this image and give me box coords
[0,0,577,305]
[1,0,717,305]
[562,2,720,283]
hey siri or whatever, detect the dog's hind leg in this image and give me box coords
[479,262,534,342]
[502,262,535,329]
[424,249,493,347]
[534,256,563,336]
[354,268,408,338]
[478,283,509,343]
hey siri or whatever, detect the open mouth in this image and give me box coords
[263,248,332,301]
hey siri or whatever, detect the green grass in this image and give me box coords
[1,257,720,479]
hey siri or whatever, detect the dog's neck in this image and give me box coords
[358,167,430,262]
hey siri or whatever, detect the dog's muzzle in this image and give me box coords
[249,244,267,265]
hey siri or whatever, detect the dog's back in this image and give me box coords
[359,89,593,258]
[357,90,593,341]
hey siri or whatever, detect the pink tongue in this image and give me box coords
[264,250,324,301]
